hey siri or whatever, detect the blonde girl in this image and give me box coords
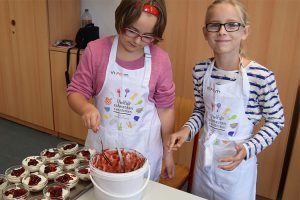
[169,0,284,199]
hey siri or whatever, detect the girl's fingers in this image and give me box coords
[169,147,179,151]
[168,136,178,149]
[82,117,89,128]
[219,160,238,170]
[176,138,186,147]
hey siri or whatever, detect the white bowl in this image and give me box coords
[5,165,29,183]
[40,148,61,163]
[57,141,79,155]
[57,154,80,171]
[43,183,70,200]
[39,162,62,180]
[2,183,30,200]
[54,171,79,189]
[22,156,44,172]
[22,173,48,192]
[76,147,96,162]
[75,164,90,181]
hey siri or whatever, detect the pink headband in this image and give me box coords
[143,4,160,17]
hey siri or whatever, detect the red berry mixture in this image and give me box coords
[63,144,76,150]
[44,163,57,173]
[28,174,41,186]
[4,188,27,198]
[11,167,25,177]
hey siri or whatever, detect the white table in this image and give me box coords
[77,180,205,200]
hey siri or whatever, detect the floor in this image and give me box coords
[0,117,67,174]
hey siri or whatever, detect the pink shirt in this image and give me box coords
[67,36,175,108]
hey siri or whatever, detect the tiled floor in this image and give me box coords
[0,117,67,174]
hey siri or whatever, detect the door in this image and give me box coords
[0,0,54,129]
[50,48,88,142]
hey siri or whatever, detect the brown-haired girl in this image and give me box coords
[169,0,284,199]
[67,0,175,181]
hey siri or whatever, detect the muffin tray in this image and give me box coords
[3,142,94,200]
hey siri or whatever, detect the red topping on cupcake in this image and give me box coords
[44,150,56,158]
[45,164,57,173]
[11,167,25,177]
[78,168,89,174]
[63,144,76,150]
[28,174,41,186]
[81,150,91,160]
[63,155,77,164]
[56,173,74,184]
[28,158,38,166]
[48,185,63,198]
[4,188,27,197]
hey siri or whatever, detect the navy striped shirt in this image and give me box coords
[185,59,285,159]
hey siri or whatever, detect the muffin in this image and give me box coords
[5,165,29,183]
[22,156,44,172]
[57,142,79,155]
[76,147,96,162]
[2,183,30,200]
[54,171,79,189]
[39,162,62,180]
[40,148,61,163]
[75,165,90,181]
[57,155,79,171]
[43,183,70,200]
[22,173,48,192]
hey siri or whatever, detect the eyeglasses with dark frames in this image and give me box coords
[206,22,245,32]
[123,28,161,43]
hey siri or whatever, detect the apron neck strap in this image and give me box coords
[143,45,152,87]
[109,35,152,88]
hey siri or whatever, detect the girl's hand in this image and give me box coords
[168,127,190,152]
[218,144,247,171]
[81,104,101,133]
[161,153,175,179]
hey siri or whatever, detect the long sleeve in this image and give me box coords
[184,61,209,140]
[243,67,285,159]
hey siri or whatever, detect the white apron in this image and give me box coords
[85,36,163,181]
[192,61,257,200]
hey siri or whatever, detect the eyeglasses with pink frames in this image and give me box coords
[123,28,162,43]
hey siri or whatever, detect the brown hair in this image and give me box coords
[205,0,249,56]
[115,0,167,44]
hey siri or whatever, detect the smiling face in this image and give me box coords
[118,12,158,54]
[203,2,249,57]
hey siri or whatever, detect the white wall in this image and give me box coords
[80,0,121,37]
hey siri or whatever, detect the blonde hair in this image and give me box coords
[205,0,249,56]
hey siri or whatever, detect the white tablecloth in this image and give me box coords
[77,180,205,200]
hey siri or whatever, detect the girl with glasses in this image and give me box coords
[168,0,284,199]
[67,0,175,181]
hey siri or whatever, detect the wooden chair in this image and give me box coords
[159,133,199,191]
